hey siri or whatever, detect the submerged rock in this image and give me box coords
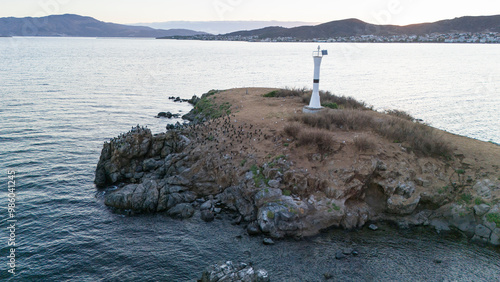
[200,261,269,282]
[263,238,275,245]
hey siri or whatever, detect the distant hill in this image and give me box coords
[0,14,207,37]
[225,15,500,39]
[132,20,319,35]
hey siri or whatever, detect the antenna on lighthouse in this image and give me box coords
[303,45,328,114]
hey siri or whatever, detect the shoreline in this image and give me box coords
[95,87,500,247]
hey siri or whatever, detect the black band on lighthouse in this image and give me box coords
[313,79,319,83]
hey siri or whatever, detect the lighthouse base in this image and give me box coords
[302,106,325,114]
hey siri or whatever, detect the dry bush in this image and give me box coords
[385,109,415,122]
[297,128,335,152]
[354,135,377,152]
[302,90,368,109]
[292,110,374,131]
[284,123,302,138]
[264,87,309,98]
[374,116,452,157]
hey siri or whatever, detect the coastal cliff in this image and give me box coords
[95,88,500,246]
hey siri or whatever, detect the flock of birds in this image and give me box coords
[181,114,282,161]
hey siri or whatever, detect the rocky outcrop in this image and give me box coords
[95,122,500,245]
[200,261,269,282]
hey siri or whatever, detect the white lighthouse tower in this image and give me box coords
[303,45,327,113]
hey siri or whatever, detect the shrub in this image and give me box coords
[292,110,374,131]
[474,197,484,205]
[284,123,302,138]
[354,135,376,152]
[459,193,473,205]
[322,102,338,109]
[385,109,415,122]
[291,103,452,157]
[303,90,368,109]
[283,189,292,196]
[374,116,452,157]
[264,87,307,98]
[297,128,334,152]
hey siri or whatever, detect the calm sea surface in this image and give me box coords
[0,37,499,281]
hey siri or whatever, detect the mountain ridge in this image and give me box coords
[0,14,206,37]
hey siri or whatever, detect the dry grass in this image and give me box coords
[376,116,452,157]
[354,135,377,152]
[289,109,452,157]
[284,123,302,138]
[385,109,415,122]
[302,90,369,109]
[297,128,335,152]
[292,110,374,131]
[264,87,308,98]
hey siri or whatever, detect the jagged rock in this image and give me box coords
[200,261,269,282]
[387,194,421,215]
[267,179,280,188]
[341,205,369,229]
[200,200,213,210]
[473,179,495,199]
[254,188,282,207]
[394,181,416,198]
[490,228,500,245]
[157,111,180,118]
[95,127,189,188]
[168,203,194,219]
[473,224,492,241]
[429,219,451,233]
[446,204,476,236]
[473,204,491,216]
[104,180,159,212]
[246,222,261,235]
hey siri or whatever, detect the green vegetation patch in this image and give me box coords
[474,197,485,206]
[193,95,231,119]
[283,189,291,196]
[263,90,278,97]
[250,164,269,188]
[486,213,500,228]
[267,210,275,219]
[322,102,338,109]
[459,193,473,205]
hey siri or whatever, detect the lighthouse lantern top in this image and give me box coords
[313,45,328,57]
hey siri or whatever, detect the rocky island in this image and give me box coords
[95,88,500,248]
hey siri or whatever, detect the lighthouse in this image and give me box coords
[303,45,328,113]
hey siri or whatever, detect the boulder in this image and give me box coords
[473,204,490,216]
[490,228,500,245]
[246,222,261,236]
[387,194,421,215]
[201,210,215,222]
[168,203,194,219]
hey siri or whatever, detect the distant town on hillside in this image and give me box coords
[161,15,500,43]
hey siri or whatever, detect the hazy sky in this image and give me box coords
[1,0,499,25]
